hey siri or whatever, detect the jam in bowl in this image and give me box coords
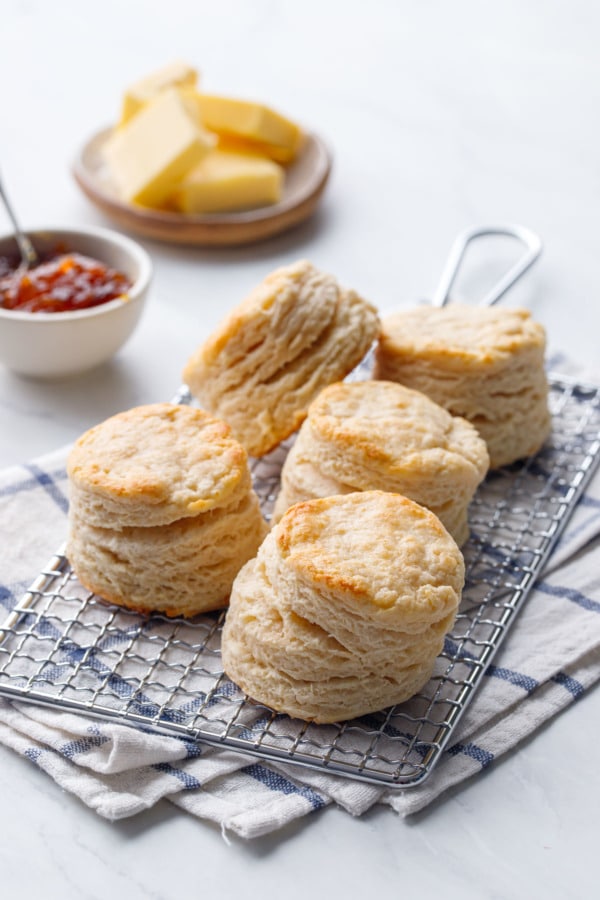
[0,225,152,378]
[0,249,132,314]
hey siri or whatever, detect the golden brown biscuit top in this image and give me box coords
[380,305,546,367]
[67,402,250,517]
[183,259,339,374]
[275,491,464,619]
[307,380,489,473]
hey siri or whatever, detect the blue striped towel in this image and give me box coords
[0,422,599,839]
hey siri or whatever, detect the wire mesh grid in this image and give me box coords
[0,374,598,788]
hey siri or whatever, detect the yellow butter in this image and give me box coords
[193,94,303,162]
[104,88,216,208]
[214,133,299,164]
[173,149,283,214]
[119,61,198,127]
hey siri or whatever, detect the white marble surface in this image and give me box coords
[1,0,598,895]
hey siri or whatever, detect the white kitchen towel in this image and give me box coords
[0,390,599,840]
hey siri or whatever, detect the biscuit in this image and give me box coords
[182,260,380,457]
[221,491,464,723]
[66,403,267,617]
[67,402,251,528]
[272,429,354,523]
[374,305,551,468]
[272,380,489,545]
[68,493,267,617]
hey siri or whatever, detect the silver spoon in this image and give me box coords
[0,172,39,270]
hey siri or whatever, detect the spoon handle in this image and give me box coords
[0,173,39,268]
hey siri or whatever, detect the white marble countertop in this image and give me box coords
[1,1,598,896]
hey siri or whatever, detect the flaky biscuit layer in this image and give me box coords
[67,492,267,617]
[183,260,380,457]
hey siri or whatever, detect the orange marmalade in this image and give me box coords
[0,251,132,313]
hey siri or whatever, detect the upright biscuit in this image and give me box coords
[273,380,489,545]
[183,260,380,457]
[66,402,267,617]
[374,304,551,468]
[222,491,464,723]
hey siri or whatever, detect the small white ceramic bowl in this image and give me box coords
[0,225,152,378]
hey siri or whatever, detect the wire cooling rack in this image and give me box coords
[0,374,599,788]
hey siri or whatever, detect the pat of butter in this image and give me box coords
[193,94,303,162]
[214,133,299,164]
[119,61,198,126]
[104,88,216,208]
[173,150,283,214]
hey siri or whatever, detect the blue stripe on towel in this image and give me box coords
[443,636,478,661]
[484,665,539,693]
[0,584,15,611]
[242,762,326,809]
[60,732,111,759]
[550,671,585,699]
[447,741,495,768]
[536,581,600,614]
[152,762,202,790]
[0,466,67,500]
[578,494,600,510]
[183,740,204,760]
[24,747,43,764]
[559,501,600,545]
[23,463,69,514]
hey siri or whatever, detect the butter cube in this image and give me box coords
[104,88,216,207]
[119,61,198,126]
[214,133,299,164]
[173,150,283,214]
[193,94,303,163]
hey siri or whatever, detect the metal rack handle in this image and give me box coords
[431,224,543,308]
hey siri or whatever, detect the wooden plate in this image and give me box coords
[72,127,332,247]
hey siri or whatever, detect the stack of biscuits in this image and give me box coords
[374,304,551,468]
[221,491,465,723]
[67,403,267,617]
[183,259,380,457]
[272,379,489,546]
